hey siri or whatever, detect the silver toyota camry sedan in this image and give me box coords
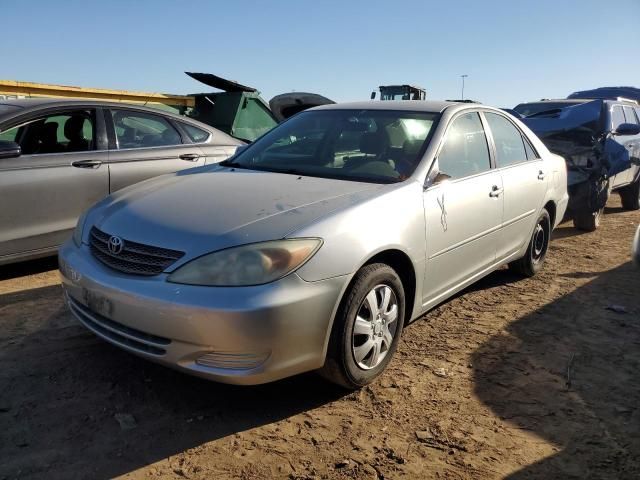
[59,101,568,388]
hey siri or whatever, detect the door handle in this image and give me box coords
[179,153,200,162]
[72,160,102,169]
[537,170,545,180]
[489,185,504,197]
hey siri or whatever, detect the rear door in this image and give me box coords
[105,108,207,192]
[173,119,238,165]
[0,108,108,259]
[483,111,547,261]
[422,111,503,307]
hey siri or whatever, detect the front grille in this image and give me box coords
[67,294,170,356]
[90,227,184,276]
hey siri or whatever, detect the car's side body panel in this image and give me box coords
[0,150,109,259]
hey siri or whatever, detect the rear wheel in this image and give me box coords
[573,208,603,232]
[619,179,640,210]
[319,263,405,389]
[509,209,551,277]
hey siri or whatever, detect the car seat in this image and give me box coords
[36,122,63,154]
[64,116,91,152]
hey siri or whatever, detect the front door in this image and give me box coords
[0,109,108,259]
[422,111,503,308]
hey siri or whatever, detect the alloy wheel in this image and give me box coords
[351,284,399,370]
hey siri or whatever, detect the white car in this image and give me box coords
[634,225,640,267]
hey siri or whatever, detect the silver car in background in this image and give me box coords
[0,99,242,265]
[633,225,640,267]
[59,101,568,388]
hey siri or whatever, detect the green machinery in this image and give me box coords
[184,72,278,143]
[371,84,427,101]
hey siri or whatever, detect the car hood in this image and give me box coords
[89,166,381,265]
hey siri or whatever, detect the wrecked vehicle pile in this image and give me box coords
[514,94,640,231]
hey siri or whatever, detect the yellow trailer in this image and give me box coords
[0,79,194,111]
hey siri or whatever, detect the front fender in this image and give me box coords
[292,182,426,282]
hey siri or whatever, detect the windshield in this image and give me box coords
[224,109,439,183]
[514,101,588,117]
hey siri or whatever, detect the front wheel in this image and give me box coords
[319,263,405,389]
[573,208,603,232]
[619,179,640,211]
[509,209,551,277]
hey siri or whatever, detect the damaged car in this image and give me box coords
[514,97,640,231]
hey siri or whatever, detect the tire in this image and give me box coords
[619,179,640,210]
[509,209,551,277]
[319,263,405,389]
[573,208,603,232]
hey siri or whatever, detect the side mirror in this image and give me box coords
[370,91,376,100]
[0,140,21,159]
[234,144,248,155]
[425,163,452,189]
[432,172,451,185]
[613,123,640,136]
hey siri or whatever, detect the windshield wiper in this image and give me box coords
[269,167,305,176]
[219,159,247,168]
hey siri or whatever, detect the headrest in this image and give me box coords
[42,122,58,139]
[402,139,423,156]
[359,132,386,155]
[64,116,87,141]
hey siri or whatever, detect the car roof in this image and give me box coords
[310,100,463,114]
[0,97,191,120]
[516,99,590,105]
[0,97,224,131]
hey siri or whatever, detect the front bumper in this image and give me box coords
[58,240,348,385]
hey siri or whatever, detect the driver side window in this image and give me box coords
[437,112,491,180]
[0,110,95,155]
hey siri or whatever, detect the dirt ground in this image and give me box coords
[1,196,639,480]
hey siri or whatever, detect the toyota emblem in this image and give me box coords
[108,236,124,255]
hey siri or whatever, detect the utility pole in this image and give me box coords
[461,74,468,100]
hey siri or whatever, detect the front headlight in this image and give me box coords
[72,210,89,247]
[167,239,322,286]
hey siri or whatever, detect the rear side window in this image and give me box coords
[437,112,491,180]
[611,106,626,130]
[623,106,638,124]
[523,137,539,160]
[111,110,182,149]
[181,123,210,143]
[485,112,527,167]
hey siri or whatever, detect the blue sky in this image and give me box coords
[3,0,639,107]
